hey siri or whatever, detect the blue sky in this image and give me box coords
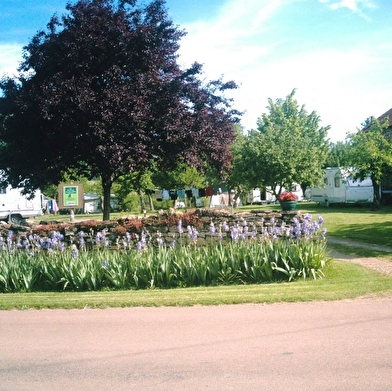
[1,0,391,142]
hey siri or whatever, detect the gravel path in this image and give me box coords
[327,237,392,275]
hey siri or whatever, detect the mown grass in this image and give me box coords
[1,260,392,310]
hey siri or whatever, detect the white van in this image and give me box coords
[0,186,43,223]
[309,168,373,207]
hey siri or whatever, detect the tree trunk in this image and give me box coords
[139,189,146,213]
[148,193,154,211]
[230,186,242,210]
[372,180,381,210]
[300,182,310,199]
[102,177,113,221]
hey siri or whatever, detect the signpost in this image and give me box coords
[58,184,83,221]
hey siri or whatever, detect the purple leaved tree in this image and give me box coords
[0,0,241,220]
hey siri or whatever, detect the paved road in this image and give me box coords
[1,298,392,391]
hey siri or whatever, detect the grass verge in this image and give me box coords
[1,260,392,310]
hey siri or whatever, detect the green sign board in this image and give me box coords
[58,183,83,208]
[63,186,79,206]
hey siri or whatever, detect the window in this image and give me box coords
[0,187,6,194]
[334,177,341,187]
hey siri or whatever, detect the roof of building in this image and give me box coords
[377,108,392,127]
[363,107,392,131]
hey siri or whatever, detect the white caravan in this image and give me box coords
[246,188,275,204]
[0,185,43,223]
[83,193,119,213]
[246,184,303,205]
[309,168,374,207]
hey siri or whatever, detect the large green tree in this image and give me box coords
[238,90,330,198]
[226,124,252,206]
[347,117,392,207]
[0,0,240,220]
[325,140,351,168]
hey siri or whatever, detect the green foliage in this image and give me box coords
[119,192,141,212]
[227,124,252,199]
[1,260,392,310]
[347,117,392,206]
[0,240,328,293]
[0,252,41,292]
[347,117,392,184]
[235,89,330,197]
[113,170,155,210]
[0,0,240,221]
[325,141,351,168]
[152,161,206,190]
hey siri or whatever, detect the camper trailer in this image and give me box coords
[309,168,374,207]
[246,184,303,205]
[83,193,119,214]
[246,188,275,205]
[0,186,43,223]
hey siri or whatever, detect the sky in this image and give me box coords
[1,0,391,142]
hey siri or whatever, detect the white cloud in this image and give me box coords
[178,0,289,73]
[177,0,392,142]
[320,0,377,19]
[228,46,390,138]
[0,44,23,78]
[2,0,390,144]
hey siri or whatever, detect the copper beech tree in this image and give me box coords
[0,0,240,220]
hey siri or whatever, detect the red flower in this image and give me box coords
[278,192,297,202]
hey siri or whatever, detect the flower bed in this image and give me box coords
[0,210,328,292]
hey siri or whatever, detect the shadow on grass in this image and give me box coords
[296,202,392,215]
[327,242,392,260]
[327,221,392,246]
